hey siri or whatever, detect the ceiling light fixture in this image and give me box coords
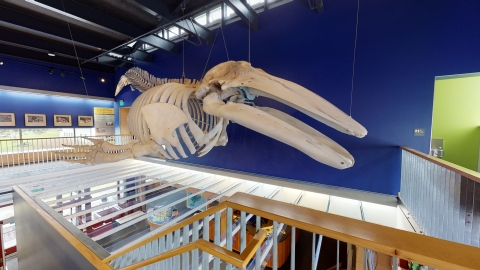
[48,53,56,57]
[101,78,105,82]
[48,68,54,75]
[0,61,3,65]
[61,71,65,77]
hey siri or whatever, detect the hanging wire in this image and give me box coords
[248,10,251,63]
[220,21,229,61]
[61,0,89,96]
[349,0,360,117]
[181,1,187,80]
[200,28,220,81]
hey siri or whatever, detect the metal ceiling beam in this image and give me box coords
[132,35,178,54]
[174,19,214,45]
[34,0,145,37]
[0,5,118,49]
[0,45,116,73]
[128,0,175,20]
[112,47,153,62]
[96,56,132,68]
[0,28,102,60]
[224,0,259,31]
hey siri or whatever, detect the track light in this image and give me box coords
[48,68,54,75]
[61,71,65,77]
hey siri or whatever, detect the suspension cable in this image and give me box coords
[350,0,360,117]
[61,0,89,96]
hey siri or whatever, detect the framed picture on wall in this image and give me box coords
[78,115,94,127]
[25,113,46,126]
[53,114,72,126]
[0,112,15,126]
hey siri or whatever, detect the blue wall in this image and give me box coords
[0,55,115,98]
[115,0,479,195]
[0,55,115,128]
[0,90,113,128]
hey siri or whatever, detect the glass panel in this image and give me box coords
[168,27,179,39]
[194,13,207,25]
[209,7,222,23]
[248,0,264,6]
[225,6,236,17]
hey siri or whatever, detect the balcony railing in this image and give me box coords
[400,146,480,248]
[0,134,135,180]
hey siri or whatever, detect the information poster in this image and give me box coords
[94,107,115,136]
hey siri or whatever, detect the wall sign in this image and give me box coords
[94,107,114,135]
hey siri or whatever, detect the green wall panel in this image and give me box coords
[432,74,480,171]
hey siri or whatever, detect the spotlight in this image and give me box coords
[101,78,105,82]
[61,71,65,77]
[48,68,54,75]
[48,53,55,57]
[0,61,3,65]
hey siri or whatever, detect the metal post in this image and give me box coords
[273,221,278,270]
[226,207,233,270]
[193,220,199,270]
[291,226,296,270]
[256,215,262,270]
[182,225,189,270]
[240,211,247,252]
[311,233,316,270]
[214,211,221,270]
[202,216,209,270]
[336,240,340,270]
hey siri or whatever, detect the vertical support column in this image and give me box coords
[347,243,353,270]
[311,233,316,270]
[174,229,181,269]
[159,236,165,270]
[291,226,296,270]
[166,233,173,270]
[392,256,398,270]
[256,215,262,270]
[192,220,199,270]
[240,211,246,252]
[202,216,210,270]
[273,221,278,270]
[226,207,233,270]
[214,211,221,270]
[182,225,190,270]
[336,240,340,270]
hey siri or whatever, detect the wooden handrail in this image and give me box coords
[103,201,229,263]
[118,230,267,270]
[401,146,480,183]
[226,193,480,270]
[106,191,480,269]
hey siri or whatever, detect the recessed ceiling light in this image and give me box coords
[48,53,55,57]
[48,69,54,75]
[0,61,3,65]
[101,78,105,82]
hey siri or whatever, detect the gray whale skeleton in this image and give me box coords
[60,61,367,169]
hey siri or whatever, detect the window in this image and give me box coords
[168,27,179,39]
[209,7,222,23]
[248,0,264,7]
[194,13,207,25]
[225,6,236,17]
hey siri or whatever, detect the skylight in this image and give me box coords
[194,13,207,25]
[209,7,222,23]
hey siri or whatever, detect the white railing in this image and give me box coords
[400,147,480,248]
[0,134,135,180]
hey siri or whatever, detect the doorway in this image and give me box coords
[119,107,131,135]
